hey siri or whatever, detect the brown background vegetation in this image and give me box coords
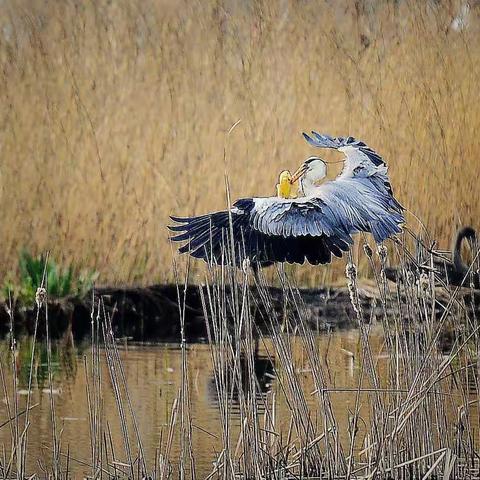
[0,0,478,285]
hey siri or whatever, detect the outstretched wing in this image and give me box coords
[302,131,401,207]
[302,131,385,170]
[169,197,351,266]
[169,185,402,266]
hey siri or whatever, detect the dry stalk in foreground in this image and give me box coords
[0,237,478,478]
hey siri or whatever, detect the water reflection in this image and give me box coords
[0,328,475,477]
[206,353,275,412]
[0,333,79,387]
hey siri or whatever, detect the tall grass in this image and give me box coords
[194,240,480,478]
[0,237,479,477]
[0,0,479,285]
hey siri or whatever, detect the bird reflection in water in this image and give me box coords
[206,352,275,413]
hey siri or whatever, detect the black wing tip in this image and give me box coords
[168,215,194,234]
[169,215,190,223]
[178,243,191,254]
[302,131,316,145]
[311,130,325,143]
[169,232,190,242]
[302,131,341,150]
[304,131,378,150]
[167,224,189,233]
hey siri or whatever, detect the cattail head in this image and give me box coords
[363,243,373,258]
[377,244,388,262]
[35,287,47,308]
[346,262,357,282]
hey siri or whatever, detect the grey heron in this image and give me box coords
[169,132,405,266]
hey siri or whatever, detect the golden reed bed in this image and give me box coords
[0,0,478,285]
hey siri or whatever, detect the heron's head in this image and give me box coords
[290,157,327,184]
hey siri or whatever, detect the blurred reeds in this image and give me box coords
[0,0,479,285]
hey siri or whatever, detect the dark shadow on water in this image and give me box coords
[206,352,275,414]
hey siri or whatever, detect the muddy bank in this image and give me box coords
[0,284,375,341]
[1,283,478,342]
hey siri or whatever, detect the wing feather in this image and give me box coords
[169,196,349,266]
[303,131,403,211]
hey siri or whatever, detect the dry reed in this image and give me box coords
[0,0,479,285]
[0,234,477,477]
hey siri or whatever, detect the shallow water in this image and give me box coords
[0,328,474,477]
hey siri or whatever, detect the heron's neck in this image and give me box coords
[300,176,322,196]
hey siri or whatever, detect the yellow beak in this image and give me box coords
[290,164,307,184]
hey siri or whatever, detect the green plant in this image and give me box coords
[2,250,98,304]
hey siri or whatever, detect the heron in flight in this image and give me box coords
[169,132,405,266]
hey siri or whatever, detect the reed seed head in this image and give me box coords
[346,262,357,282]
[363,243,373,258]
[35,287,47,307]
[418,273,429,292]
[377,245,388,262]
[406,270,415,286]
